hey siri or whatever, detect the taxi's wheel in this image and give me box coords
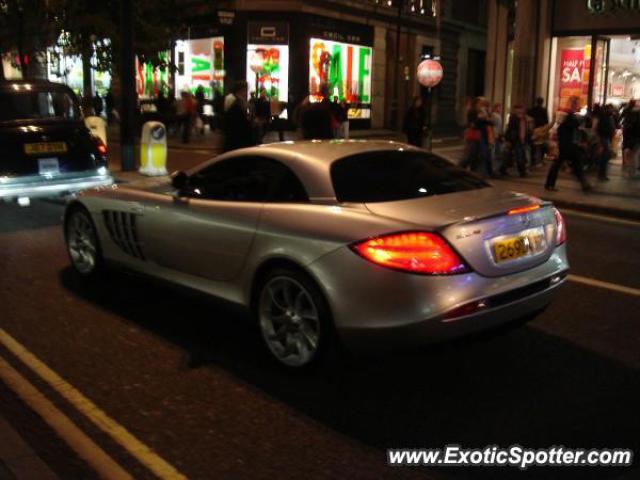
[255,268,333,369]
[65,206,103,277]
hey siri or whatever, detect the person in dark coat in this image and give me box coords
[222,81,254,152]
[502,104,530,177]
[299,86,334,140]
[254,89,271,144]
[528,97,550,166]
[545,96,590,192]
[105,89,115,125]
[195,85,206,135]
[403,96,426,148]
[593,104,616,181]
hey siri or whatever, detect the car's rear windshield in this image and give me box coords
[331,150,489,203]
[0,90,79,123]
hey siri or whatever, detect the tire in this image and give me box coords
[254,267,335,370]
[64,206,104,278]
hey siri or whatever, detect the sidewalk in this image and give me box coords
[0,413,58,479]
[433,145,640,221]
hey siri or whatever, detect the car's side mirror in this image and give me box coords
[171,171,189,193]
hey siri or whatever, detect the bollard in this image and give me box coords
[84,116,108,146]
[139,121,168,176]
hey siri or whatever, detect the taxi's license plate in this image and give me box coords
[493,228,546,264]
[38,158,60,176]
[24,142,67,155]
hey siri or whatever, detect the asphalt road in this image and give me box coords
[0,195,639,480]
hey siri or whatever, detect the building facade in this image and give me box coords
[486,0,640,121]
[1,0,487,131]
[168,0,488,131]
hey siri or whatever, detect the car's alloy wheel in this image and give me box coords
[258,275,323,368]
[66,209,100,276]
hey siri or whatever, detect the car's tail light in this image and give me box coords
[95,139,107,155]
[350,232,469,275]
[553,208,566,245]
[508,204,540,215]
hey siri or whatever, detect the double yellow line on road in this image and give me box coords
[0,329,186,480]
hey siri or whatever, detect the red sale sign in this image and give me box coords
[559,48,584,109]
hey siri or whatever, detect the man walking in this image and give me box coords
[545,97,591,192]
[223,81,254,152]
[528,97,550,167]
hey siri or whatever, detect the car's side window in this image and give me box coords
[186,156,308,203]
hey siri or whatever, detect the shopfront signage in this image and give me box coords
[248,22,289,45]
[586,0,640,14]
[309,38,372,119]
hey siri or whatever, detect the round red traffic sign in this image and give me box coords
[417,59,443,88]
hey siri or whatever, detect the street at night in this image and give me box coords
[1,169,639,479]
[3,0,640,478]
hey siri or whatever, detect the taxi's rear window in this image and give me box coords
[0,90,79,122]
[331,150,489,203]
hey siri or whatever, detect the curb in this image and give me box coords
[541,197,640,221]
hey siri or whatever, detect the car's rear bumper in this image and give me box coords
[338,272,567,351]
[308,244,570,351]
[0,171,113,199]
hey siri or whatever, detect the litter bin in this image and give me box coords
[84,116,107,146]
[140,121,168,176]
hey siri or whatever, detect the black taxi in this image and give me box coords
[0,80,112,203]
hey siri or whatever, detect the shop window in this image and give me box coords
[309,38,373,120]
[174,37,225,100]
[246,44,289,105]
[607,38,640,106]
[550,36,592,114]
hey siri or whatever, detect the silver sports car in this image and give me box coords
[64,141,569,368]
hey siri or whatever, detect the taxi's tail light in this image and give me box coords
[350,232,469,275]
[553,208,566,245]
[95,138,107,156]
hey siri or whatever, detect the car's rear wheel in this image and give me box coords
[65,207,103,277]
[256,268,332,369]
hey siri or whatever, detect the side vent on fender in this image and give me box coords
[102,210,146,260]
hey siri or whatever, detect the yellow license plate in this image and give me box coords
[493,231,545,264]
[24,142,68,155]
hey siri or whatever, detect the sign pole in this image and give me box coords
[120,0,136,172]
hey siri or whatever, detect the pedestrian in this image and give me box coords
[528,97,550,167]
[299,85,334,140]
[338,99,350,139]
[254,89,271,144]
[622,100,640,178]
[177,91,196,144]
[222,80,254,152]
[545,96,591,192]
[195,85,206,135]
[491,103,504,168]
[402,96,426,148]
[592,104,616,181]
[105,89,116,125]
[502,104,529,177]
[462,97,493,175]
[92,93,104,117]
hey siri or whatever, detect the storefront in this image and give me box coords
[548,0,640,112]
[185,12,374,128]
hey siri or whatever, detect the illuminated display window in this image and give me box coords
[309,38,372,119]
[136,52,170,99]
[175,37,225,99]
[246,44,289,103]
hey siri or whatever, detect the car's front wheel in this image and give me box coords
[65,206,103,277]
[255,268,333,369]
